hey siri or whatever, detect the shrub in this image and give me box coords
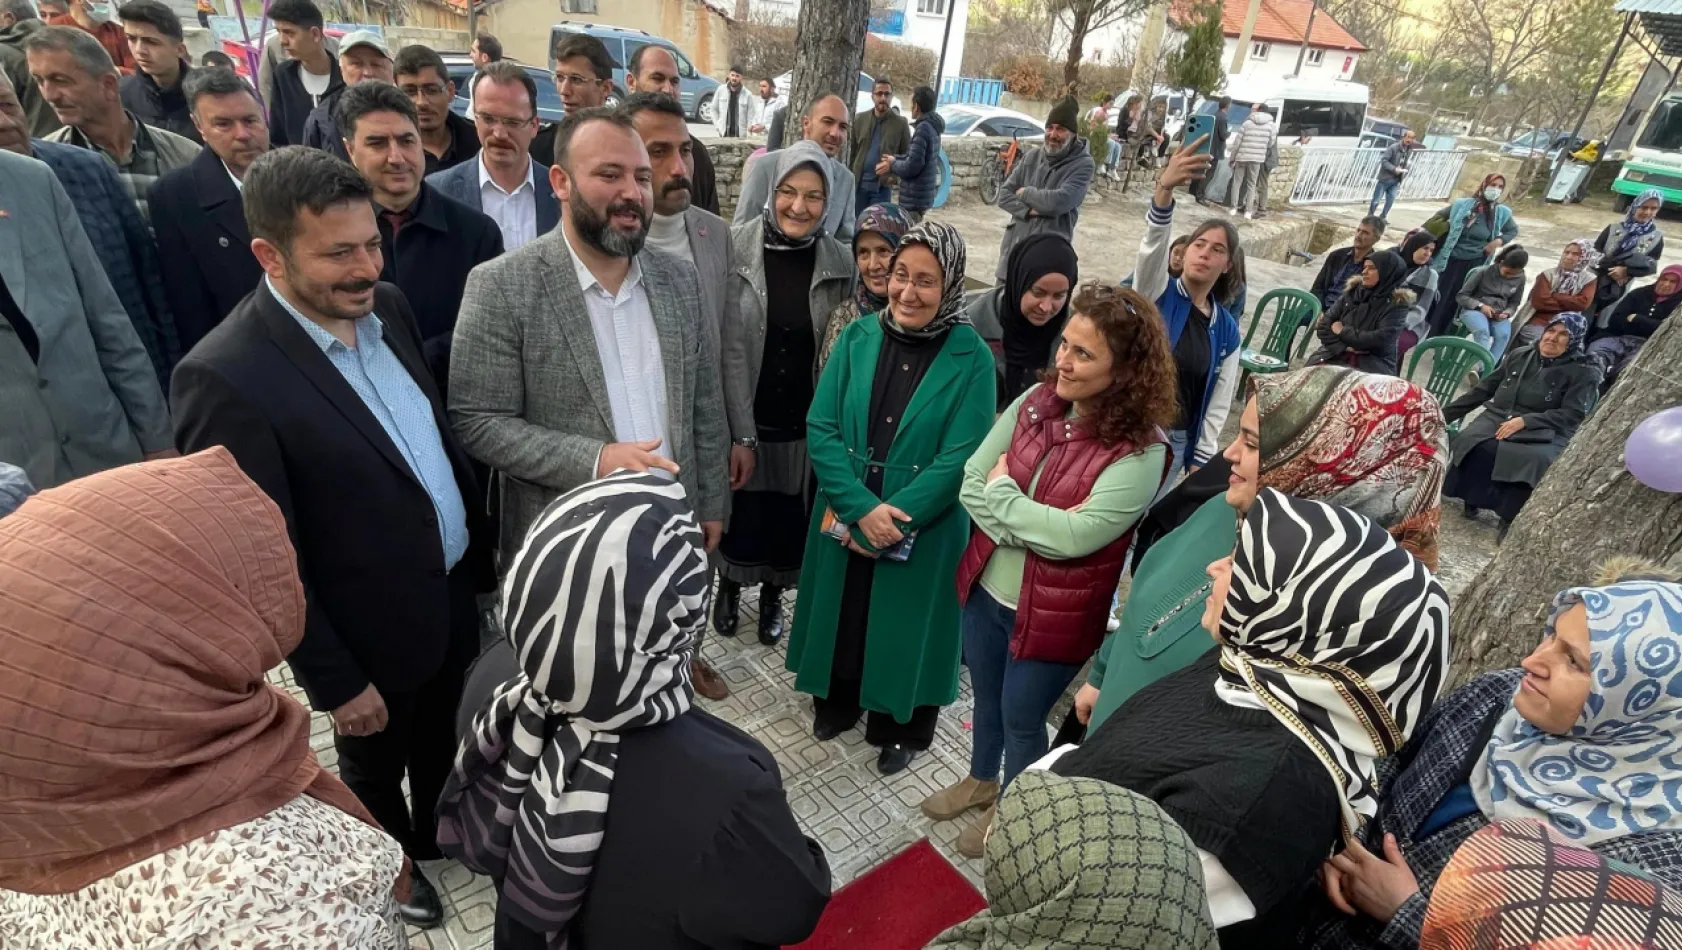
[996,53,1058,100]
[863,35,937,89]
[729,19,797,82]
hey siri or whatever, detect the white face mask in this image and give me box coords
[1483,186,1503,202]
[84,0,111,18]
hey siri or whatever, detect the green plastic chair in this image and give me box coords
[1406,336,1495,435]
[1239,288,1321,386]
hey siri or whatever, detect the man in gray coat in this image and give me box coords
[732,93,856,241]
[0,147,174,489]
[450,106,729,560]
[994,93,1093,281]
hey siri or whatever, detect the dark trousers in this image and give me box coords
[334,573,477,860]
[813,676,940,750]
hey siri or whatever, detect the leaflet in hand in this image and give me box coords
[820,508,916,562]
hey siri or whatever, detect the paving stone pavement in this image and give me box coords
[274,587,986,950]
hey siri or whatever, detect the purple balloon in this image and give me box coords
[1626,407,1682,493]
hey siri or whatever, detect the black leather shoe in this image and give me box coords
[713,578,740,637]
[399,866,444,929]
[877,744,915,775]
[814,718,846,741]
[1462,505,1482,520]
[758,585,786,646]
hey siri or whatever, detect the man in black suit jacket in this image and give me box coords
[170,146,492,929]
[148,67,267,352]
[338,80,502,392]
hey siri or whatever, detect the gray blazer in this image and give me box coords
[0,149,170,490]
[732,150,857,242]
[448,229,730,553]
[684,205,731,360]
[721,220,855,442]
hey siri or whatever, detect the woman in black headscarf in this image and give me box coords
[440,472,831,950]
[1307,248,1414,375]
[965,233,1079,409]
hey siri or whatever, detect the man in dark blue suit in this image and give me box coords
[425,59,556,252]
[0,70,177,386]
[147,67,266,352]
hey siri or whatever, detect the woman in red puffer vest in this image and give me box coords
[920,283,1179,857]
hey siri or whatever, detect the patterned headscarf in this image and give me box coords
[881,219,971,340]
[926,770,1218,950]
[762,139,830,252]
[1421,819,1682,949]
[1219,489,1450,839]
[1252,366,1449,569]
[853,202,912,313]
[1545,310,1588,357]
[437,471,709,943]
[1613,188,1665,257]
[1470,580,1682,846]
[1554,238,1601,295]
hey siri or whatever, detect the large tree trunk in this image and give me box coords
[790,0,869,127]
[1448,316,1682,686]
[1062,6,1092,88]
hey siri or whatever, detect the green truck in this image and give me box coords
[1613,90,1682,211]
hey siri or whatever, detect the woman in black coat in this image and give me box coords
[438,472,831,950]
[1441,311,1599,539]
[1307,249,1413,375]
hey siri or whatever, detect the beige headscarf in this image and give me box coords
[0,449,391,894]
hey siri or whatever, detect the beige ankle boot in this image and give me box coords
[920,775,999,821]
[956,804,995,859]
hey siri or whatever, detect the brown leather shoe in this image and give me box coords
[920,775,999,821]
[956,804,995,859]
[691,657,729,701]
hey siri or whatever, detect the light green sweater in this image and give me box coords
[959,387,1166,610]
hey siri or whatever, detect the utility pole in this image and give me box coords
[1291,0,1317,78]
[466,0,477,51]
[935,0,958,92]
[1134,0,1170,91]
[1229,0,1262,77]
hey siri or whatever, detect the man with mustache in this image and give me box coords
[393,43,477,173]
[171,146,496,933]
[624,89,732,701]
[625,42,717,215]
[731,93,855,240]
[450,106,729,595]
[426,59,557,251]
[339,80,501,391]
[147,66,269,352]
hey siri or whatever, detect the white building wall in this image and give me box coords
[747,0,970,89]
[1224,37,1358,84]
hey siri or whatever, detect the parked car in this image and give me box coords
[442,54,566,125]
[774,70,902,118]
[1499,128,1584,161]
[548,21,719,122]
[938,104,1044,141]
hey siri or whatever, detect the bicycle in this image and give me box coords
[980,134,1022,206]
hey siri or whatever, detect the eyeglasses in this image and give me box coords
[555,72,600,88]
[1079,280,1142,317]
[475,111,536,132]
[399,83,449,98]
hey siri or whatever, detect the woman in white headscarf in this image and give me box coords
[439,471,831,949]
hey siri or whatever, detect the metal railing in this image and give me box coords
[939,77,1005,107]
[1289,147,1471,205]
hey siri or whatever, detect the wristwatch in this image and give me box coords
[733,437,759,449]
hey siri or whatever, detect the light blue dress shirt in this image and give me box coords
[269,279,470,569]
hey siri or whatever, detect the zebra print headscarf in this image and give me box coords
[1219,488,1450,840]
[436,471,709,945]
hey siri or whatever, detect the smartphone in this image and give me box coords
[1183,114,1217,156]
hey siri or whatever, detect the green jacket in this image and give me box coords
[848,108,911,181]
[1086,495,1237,731]
[787,316,997,722]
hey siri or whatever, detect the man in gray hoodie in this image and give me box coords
[994,93,1094,281]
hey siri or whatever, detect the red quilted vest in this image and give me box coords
[955,386,1170,664]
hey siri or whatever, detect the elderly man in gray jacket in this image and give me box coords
[0,147,173,490]
[994,93,1094,281]
[449,106,729,560]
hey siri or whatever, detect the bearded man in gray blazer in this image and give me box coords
[449,105,730,568]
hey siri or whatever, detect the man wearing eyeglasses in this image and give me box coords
[428,59,557,252]
[528,30,612,167]
[394,43,477,174]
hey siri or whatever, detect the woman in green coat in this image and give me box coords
[787,220,996,776]
[1072,366,1450,733]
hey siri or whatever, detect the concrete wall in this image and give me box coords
[484,0,731,77]
[386,25,471,52]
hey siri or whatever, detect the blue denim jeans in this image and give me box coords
[1105,138,1121,168]
[1459,309,1512,362]
[1370,179,1399,219]
[963,587,1083,788]
[857,181,892,213]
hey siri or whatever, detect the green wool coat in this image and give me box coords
[786,315,997,722]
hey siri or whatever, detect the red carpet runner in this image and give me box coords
[788,838,987,950]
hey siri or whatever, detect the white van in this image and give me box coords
[1199,78,1371,148]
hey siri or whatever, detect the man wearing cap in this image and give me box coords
[993,92,1093,281]
[300,28,391,160]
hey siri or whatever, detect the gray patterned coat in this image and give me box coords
[448,231,731,554]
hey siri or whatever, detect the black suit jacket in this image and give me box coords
[376,183,504,392]
[171,281,494,712]
[149,148,264,352]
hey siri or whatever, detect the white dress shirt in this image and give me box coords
[562,232,672,471]
[478,154,538,251]
[223,160,243,191]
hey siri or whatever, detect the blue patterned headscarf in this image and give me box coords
[1472,581,1682,845]
[1545,310,1588,357]
[1614,188,1665,256]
